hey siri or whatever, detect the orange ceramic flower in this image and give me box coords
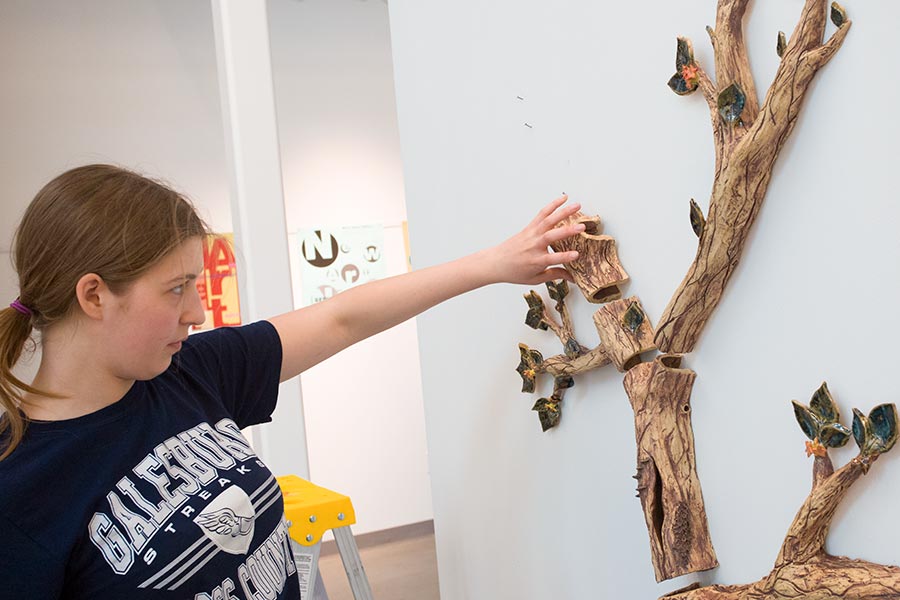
[805,439,827,458]
[681,63,700,86]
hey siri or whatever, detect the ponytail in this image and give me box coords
[0,304,43,460]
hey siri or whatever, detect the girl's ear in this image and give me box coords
[74,273,109,320]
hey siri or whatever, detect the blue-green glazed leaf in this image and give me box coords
[525,307,548,330]
[718,83,746,125]
[831,2,847,27]
[524,290,544,309]
[622,301,645,334]
[690,199,705,238]
[777,31,787,58]
[867,403,898,454]
[852,408,868,451]
[792,401,820,442]
[524,291,548,329]
[546,280,569,302]
[810,382,839,425]
[675,37,694,70]
[532,398,561,432]
[668,73,693,96]
[516,344,543,394]
[819,422,851,448]
[563,338,582,359]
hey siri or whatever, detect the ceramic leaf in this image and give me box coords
[792,400,819,441]
[831,2,847,27]
[867,403,898,454]
[818,422,851,449]
[622,301,645,334]
[718,83,746,125]
[690,199,705,238]
[809,382,839,424]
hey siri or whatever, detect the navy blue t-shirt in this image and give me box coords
[0,321,301,599]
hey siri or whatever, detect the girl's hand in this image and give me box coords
[479,194,584,285]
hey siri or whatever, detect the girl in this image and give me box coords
[0,164,583,598]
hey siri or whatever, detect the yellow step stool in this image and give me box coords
[277,475,374,600]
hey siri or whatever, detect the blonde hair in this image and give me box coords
[0,164,210,460]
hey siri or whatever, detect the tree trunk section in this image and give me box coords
[624,355,717,581]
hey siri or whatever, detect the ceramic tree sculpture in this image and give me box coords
[514,0,854,584]
[654,0,851,354]
[663,383,900,600]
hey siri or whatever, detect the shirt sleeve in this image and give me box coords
[175,320,284,429]
[0,513,64,598]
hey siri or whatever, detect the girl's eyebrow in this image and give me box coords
[164,273,199,285]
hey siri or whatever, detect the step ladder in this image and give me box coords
[277,475,375,600]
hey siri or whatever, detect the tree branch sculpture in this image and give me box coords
[663,384,900,600]
[655,0,852,354]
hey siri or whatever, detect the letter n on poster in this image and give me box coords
[194,234,242,330]
[294,225,386,306]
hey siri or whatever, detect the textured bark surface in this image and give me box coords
[654,0,851,354]
[592,296,656,372]
[662,454,900,600]
[664,558,900,600]
[540,345,611,377]
[624,356,718,581]
[550,212,628,304]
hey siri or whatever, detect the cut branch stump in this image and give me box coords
[592,297,656,372]
[550,212,628,304]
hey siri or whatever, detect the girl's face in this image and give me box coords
[101,237,206,381]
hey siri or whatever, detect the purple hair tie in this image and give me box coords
[9,298,32,318]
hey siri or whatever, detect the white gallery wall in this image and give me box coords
[268,0,433,535]
[389,1,900,598]
[0,0,230,382]
[0,0,429,536]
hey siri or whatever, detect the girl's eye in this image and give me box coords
[172,285,185,295]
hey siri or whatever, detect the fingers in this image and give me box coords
[539,199,581,231]
[536,267,574,283]
[528,196,566,228]
[539,250,578,267]
[531,194,568,226]
[543,222,585,245]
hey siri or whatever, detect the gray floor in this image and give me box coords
[317,522,440,600]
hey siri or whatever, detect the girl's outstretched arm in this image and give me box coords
[270,195,584,381]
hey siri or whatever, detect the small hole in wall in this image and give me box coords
[683,405,691,413]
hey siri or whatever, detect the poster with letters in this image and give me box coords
[294,224,386,306]
[194,233,242,330]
